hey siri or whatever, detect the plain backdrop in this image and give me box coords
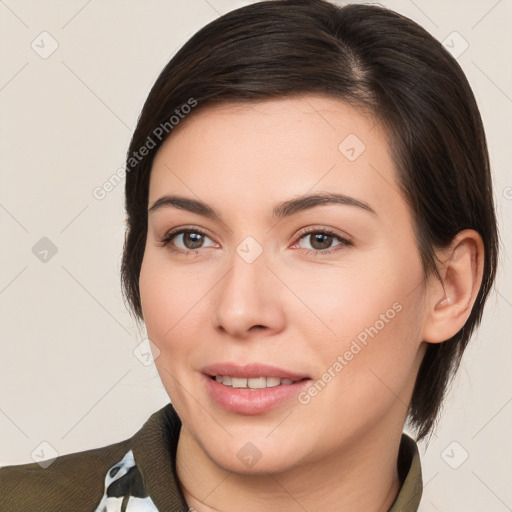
[0,1,511,510]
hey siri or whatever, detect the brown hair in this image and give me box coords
[121,0,498,440]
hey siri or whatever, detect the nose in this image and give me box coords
[212,247,286,339]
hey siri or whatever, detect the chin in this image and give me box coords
[201,436,308,476]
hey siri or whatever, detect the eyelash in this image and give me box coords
[157,226,352,257]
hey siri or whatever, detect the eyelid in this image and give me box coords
[294,225,352,242]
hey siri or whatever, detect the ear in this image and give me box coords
[422,229,485,343]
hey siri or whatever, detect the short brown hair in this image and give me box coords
[121,0,498,440]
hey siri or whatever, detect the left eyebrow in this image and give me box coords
[147,192,376,220]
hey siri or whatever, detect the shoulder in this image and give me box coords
[0,438,131,512]
[0,404,179,512]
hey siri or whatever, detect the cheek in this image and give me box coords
[139,249,209,340]
[291,250,425,391]
[338,302,423,433]
[139,251,203,406]
[285,252,420,342]
[308,281,425,425]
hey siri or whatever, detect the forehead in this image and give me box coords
[154,95,387,165]
[149,95,404,221]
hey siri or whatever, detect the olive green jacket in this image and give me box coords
[0,403,422,511]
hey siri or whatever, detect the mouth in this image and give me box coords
[201,363,312,415]
[209,375,307,390]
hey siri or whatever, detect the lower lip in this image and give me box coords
[203,375,311,415]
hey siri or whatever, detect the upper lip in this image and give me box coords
[202,363,310,380]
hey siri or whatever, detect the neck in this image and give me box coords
[176,419,404,512]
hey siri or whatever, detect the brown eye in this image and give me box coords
[159,228,218,254]
[180,231,205,249]
[309,233,334,250]
[295,228,352,255]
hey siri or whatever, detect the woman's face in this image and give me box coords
[139,96,429,473]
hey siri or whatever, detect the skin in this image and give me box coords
[139,95,484,511]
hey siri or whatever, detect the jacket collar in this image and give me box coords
[131,403,422,511]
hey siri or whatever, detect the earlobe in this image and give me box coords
[422,230,484,344]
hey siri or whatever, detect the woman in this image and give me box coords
[0,0,498,510]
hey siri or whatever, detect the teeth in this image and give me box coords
[248,377,267,389]
[231,377,247,388]
[266,377,281,387]
[213,375,300,389]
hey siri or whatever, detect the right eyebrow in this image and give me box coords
[148,195,219,218]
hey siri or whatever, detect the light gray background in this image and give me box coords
[0,0,511,510]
